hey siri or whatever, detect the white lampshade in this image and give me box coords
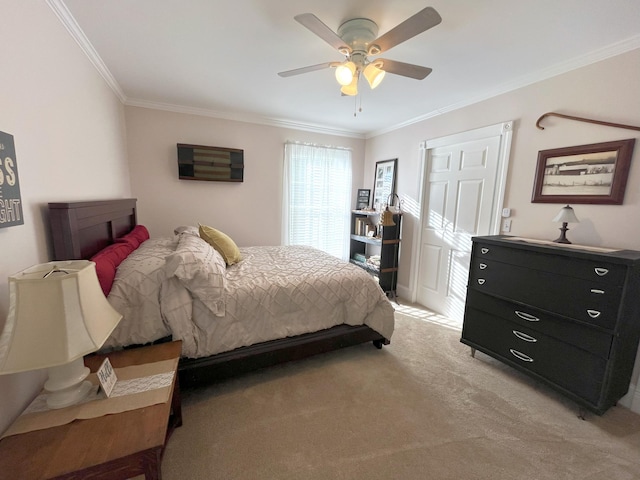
[340,74,359,96]
[0,261,122,408]
[552,205,580,224]
[335,61,356,86]
[363,61,385,89]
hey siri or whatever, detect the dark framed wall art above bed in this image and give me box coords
[48,199,393,388]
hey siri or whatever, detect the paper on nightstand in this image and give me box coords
[2,357,177,438]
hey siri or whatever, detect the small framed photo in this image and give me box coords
[356,189,371,210]
[532,139,635,204]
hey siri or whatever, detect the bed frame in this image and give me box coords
[48,199,389,388]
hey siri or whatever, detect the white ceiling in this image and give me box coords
[56,0,640,138]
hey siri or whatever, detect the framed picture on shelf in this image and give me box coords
[356,189,371,210]
[372,159,397,211]
[531,139,635,204]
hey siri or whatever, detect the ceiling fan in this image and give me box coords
[278,7,442,96]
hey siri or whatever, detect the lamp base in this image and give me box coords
[553,223,572,244]
[44,357,92,409]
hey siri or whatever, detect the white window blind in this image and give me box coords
[283,142,352,260]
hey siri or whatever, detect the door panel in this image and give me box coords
[427,181,447,229]
[455,180,483,234]
[419,244,441,291]
[460,146,488,170]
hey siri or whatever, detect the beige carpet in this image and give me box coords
[159,308,640,480]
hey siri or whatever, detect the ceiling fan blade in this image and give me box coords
[294,13,351,54]
[378,59,432,80]
[371,7,442,54]
[278,62,338,78]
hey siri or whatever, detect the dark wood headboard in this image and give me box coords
[48,199,137,260]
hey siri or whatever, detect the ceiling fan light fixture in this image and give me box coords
[363,61,385,89]
[335,61,356,86]
[281,8,442,102]
[340,75,358,96]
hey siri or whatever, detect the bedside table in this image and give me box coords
[0,341,182,480]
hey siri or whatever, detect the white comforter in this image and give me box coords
[104,237,395,358]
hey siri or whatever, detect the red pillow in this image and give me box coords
[91,242,136,296]
[115,225,149,249]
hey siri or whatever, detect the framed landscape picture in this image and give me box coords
[531,139,635,204]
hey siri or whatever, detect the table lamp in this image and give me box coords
[0,260,122,409]
[552,205,580,244]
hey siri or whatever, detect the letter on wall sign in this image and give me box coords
[0,131,24,228]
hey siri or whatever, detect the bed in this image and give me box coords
[47,198,394,388]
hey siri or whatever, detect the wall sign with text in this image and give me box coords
[0,131,24,228]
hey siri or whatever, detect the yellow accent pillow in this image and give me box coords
[198,224,242,265]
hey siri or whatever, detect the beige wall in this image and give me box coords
[0,2,131,433]
[364,47,640,410]
[124,107,366,243]
[365,48,640,293]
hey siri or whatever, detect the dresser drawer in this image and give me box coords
[465,289,613,358]
[473,242,627,285]
[470,259,621,329]
[463,308,607,405]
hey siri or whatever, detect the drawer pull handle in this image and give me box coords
[479,263,487,270]
[594,268,609,276]
[481,248,489,254]
[590,289,605,294]
[587,309,601,318]
[513,330,537,343]
[515,311,540,322]
[477,278,486,285]
[510,349,534,363]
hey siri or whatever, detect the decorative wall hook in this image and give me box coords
[536,112,640,132]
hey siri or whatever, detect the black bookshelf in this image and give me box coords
[349,210,402,298]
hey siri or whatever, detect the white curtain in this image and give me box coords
[283,142,352,260]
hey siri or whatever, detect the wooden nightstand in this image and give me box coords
[0,341,182,480]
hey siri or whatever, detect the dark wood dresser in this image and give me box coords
[461,235,640,415]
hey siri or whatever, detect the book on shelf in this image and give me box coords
[354,217,377,236]
[353,253,366,263]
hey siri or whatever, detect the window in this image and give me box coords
[283,142,352,259]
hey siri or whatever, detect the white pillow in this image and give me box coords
[104,238,176,349]
[165,234,227,316]
[173,225,199,236]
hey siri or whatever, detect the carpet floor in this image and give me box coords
[159,308,640,479]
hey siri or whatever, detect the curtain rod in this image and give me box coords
[285,141,352,151]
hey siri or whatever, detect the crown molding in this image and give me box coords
[47,0,126,103]
[125,98,366,139]
[367,35,640,139]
